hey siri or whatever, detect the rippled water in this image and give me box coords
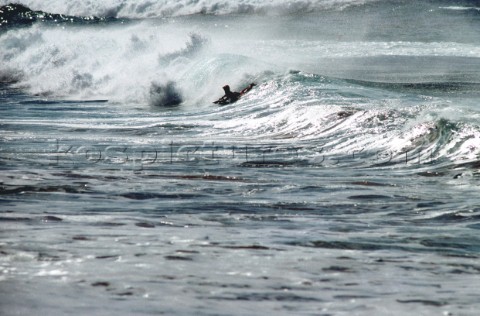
[2,1,480,315]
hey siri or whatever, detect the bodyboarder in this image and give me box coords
[213,83,256,105]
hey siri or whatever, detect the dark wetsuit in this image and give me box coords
[225,90,241,103]
[214,83,256,105]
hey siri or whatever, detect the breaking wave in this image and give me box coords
[149,81,183,107]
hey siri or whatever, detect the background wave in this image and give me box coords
[0,0,380,18]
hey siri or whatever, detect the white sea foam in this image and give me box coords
[0,22,212,103]
[439,6,480,12]
[1,16,478,104]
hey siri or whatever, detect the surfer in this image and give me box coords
[214,83,256,105]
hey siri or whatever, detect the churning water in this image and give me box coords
[1,1,480,315]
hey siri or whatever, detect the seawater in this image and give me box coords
[1,1,480,315]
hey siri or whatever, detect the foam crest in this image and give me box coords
[0,23,212,103]
[203,71,480,167]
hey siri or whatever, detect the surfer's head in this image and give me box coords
[223,85,231,93]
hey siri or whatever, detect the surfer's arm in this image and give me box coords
[213,95,228,104]
[240,83,256,95]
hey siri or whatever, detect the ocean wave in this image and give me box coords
[0,3,117,28]
[0,0,380,19]
[149,81,183,107]
[1,0,479,111]
[203,70,480,169]
[2,18,479,103]
[0,16,273,103]
[0,22,213,102]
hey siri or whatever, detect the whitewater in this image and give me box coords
[1,1,480,315]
